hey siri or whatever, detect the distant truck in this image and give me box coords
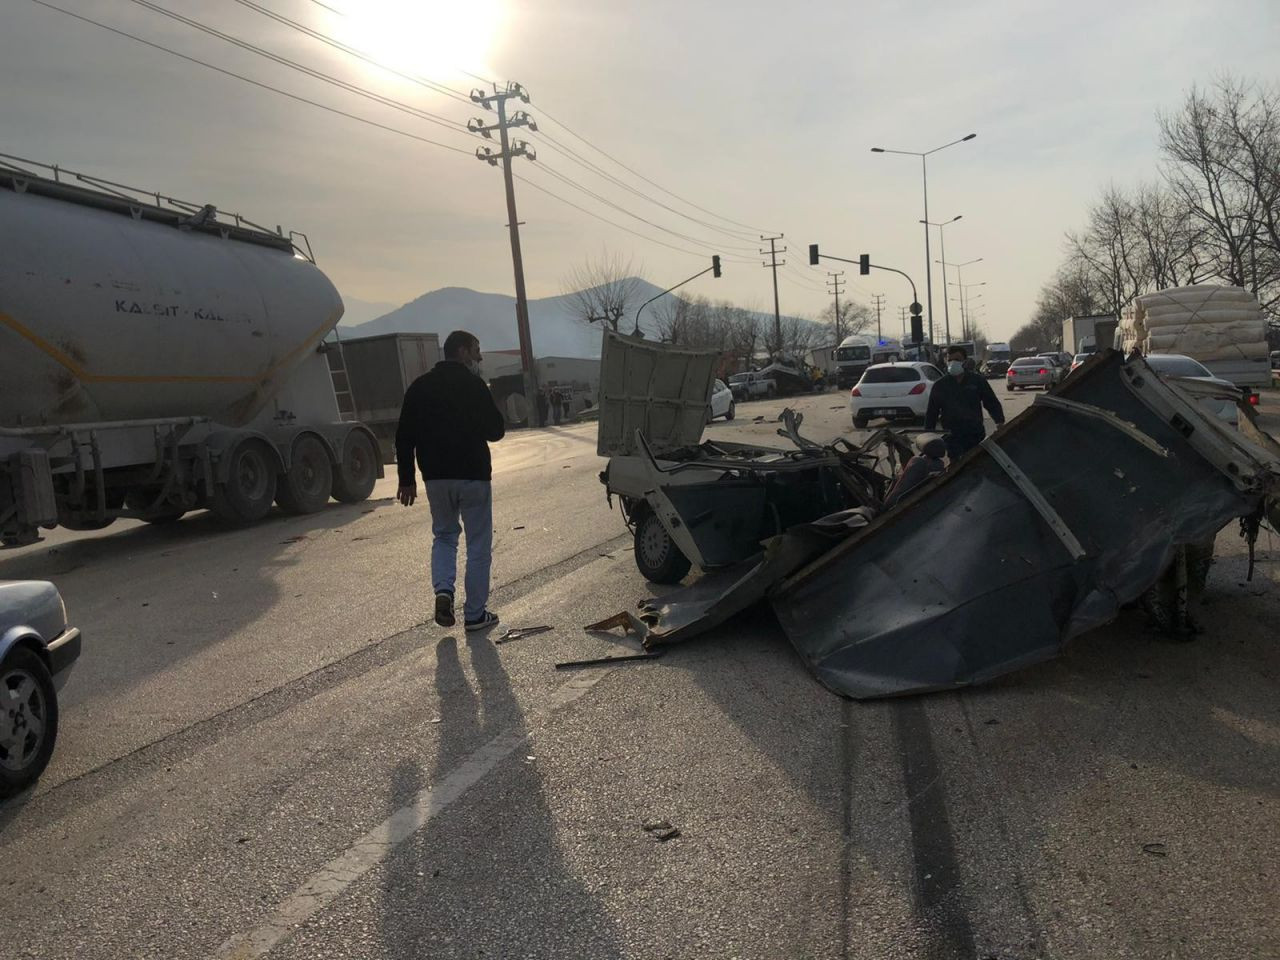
[1062,314,1119,356]
[336,332,440,463]
[985,341,1011,362]
[0,157,382,547]
[1121,285,1270,399]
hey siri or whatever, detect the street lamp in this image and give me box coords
[937,256,983,339]
[951,283,986,338]
[871,133,976,348]
[920,214,961,343]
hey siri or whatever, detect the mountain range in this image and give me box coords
[339,280,671,358]
[339,279,809,358]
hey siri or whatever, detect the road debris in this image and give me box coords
[589,350,1280,698]
[1142,842,1169,857]
[494,625,553,644]
[554,651,664,670]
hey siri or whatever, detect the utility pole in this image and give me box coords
[470,82,541,426]
[871,293,886,341]
[760,234,785,356]
[826,271,845,343]
[899,306,908,339]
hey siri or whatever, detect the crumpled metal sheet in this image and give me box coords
[632,509,873,647]
[770,351,1279,698]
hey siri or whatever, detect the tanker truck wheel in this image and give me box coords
[276,435,334,515]
[333,431,378,504]
[211,439,278,525]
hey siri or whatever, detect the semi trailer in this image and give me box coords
[0,156,382,547]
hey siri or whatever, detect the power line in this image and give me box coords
[530,131,760,244]
[536,104,776,235]
[235,0,474,105]
[515,174,748,261]
[27,0,475,156]
[534,161,755,255]
[235,0,775,255]
[27,0,777,272]
[119,0,473,135]
[124,0,764,259]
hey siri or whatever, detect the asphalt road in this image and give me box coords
[2,386,1278,960]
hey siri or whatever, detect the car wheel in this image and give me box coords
[853,414,868,429]
[0,646,59,797]
[725,401,735,421]
[1006,384,1014,392]
[633,509,692,584]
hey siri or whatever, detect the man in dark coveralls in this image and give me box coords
[924,345,1006,462]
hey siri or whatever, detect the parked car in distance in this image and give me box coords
[1,580,82,795]
[1069,353,1091,374]
[981,359,1010,379]
[1144,353,1241,425]
[708,379,735,421]
[727,371,777,401]
[1007,357,1056,391]
[849,362,942,428]
[1270,349,1280,370]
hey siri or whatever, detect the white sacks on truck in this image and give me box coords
[1119,284,1267,361]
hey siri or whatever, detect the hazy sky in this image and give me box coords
[4,0,1278,342]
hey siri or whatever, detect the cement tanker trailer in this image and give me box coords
[0,156,382,546]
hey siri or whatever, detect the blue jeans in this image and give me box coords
[426,479,493,622]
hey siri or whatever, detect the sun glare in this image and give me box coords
[333,0,503,80]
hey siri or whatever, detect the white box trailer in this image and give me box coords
[0,156,382,547]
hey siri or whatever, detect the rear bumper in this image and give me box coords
[47,626,81,677]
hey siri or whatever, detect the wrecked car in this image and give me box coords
[592,347,1280,700]
[596,329,913,583]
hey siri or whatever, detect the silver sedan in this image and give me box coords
[1006,358,1056,390]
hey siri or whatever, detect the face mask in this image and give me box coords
[947,360,964,376]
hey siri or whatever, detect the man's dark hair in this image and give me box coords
[443,330,479,359]
[946,345,967,359]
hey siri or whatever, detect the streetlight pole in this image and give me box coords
[920,215,961,344]
[871,133,976,346]
[937,256,983,340]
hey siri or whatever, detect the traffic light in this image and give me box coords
[859,254,870,275]
[808,244,819,266]
[712,255,721,278]
[910,315,924,345]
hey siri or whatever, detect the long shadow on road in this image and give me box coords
[376,634,624,959]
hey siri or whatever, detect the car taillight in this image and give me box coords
[908,383,926,395]
[850,387,861,397]
[1248,391,1260,406]
[1039,368,1047,374]
[1007,369,1015,376]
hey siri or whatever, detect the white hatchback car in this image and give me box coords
[708,378,735,421]
[849,362,943,428]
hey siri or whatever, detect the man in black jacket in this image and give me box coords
[395,330,506,631]
[924,345,1006,461]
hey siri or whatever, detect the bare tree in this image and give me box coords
[561,249,645,331]
[817,299,874,344]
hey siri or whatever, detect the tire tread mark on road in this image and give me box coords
[894,699,978,960]
[0,532,631,831]
[957,695,1048,957]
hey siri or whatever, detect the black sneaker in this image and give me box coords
[464,610,500,632]
[434,592,455,628]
